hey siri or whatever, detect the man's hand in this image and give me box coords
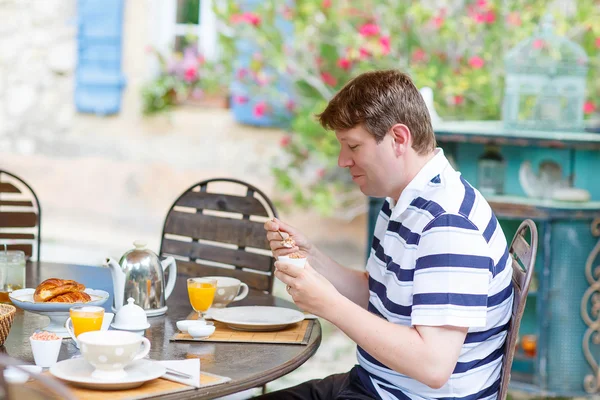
[274,260,341,317]
[264,218,313,259]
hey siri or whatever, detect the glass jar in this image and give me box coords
[0,250,26,303]
[477,145,506,196]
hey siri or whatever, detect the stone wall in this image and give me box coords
[0,0,77,155]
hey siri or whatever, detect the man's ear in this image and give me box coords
[389,124,411,156]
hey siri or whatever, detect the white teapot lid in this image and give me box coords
[112,298,150,330]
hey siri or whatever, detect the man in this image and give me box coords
[261,70,513,400]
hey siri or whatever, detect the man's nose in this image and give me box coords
[338,150,353,168]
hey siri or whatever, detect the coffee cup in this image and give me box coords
[77,330,151,380]
[202,276,249,308]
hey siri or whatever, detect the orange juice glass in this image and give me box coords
[187,278,217,320]
[70,306,104,337]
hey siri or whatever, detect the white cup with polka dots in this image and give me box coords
[77,330,151,380]
[203,276,249,309]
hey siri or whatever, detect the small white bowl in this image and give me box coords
[188,324,215,339]
[30,337,62,368]
[278,256,306,268]
[4,365,42,384]
[176,320,207,333]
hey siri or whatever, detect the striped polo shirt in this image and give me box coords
[357,149,513,400]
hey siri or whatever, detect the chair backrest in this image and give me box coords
[0,170,41,261]
[498,219,538,400]
[159,178,278,293]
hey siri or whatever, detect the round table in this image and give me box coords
[3,262,322,399]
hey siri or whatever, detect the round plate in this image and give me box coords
[50,358,165,390]
[210,306,305,331]
[9,288,109,312]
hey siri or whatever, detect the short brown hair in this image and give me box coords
[317,70,436,155]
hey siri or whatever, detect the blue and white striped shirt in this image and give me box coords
[357,149,513,400]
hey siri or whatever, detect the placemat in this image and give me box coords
[23,371,230,400]
[170,312,314,345]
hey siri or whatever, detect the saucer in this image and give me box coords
[50,358,165,390]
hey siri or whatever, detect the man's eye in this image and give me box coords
[349,145,358,150]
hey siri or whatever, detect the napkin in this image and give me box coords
[158,359,201,388]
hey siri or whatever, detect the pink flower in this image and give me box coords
[359,47,370,59]
[432,16,444,29]
[255,73,269,86]
[231,12,261,26]
[282,6,293,19]
[184,66,197,82]
[584,101,596,114]
[484,10,496,23]
[244,12,261,26]
[316,168,326,179]
[412,48,427,63]
[233,95,248,104]
[506,12,522,26]
[468,56,485,69]
[280,135,291,147]
[337,58,352,70]
[473,13,486,24]
[322,0,331,8]
[236,68,248,80]
[285,99,296,112]
[321,72,337,87]
[230,14,245,23]
[477,0,487,7]
[453,95,464,105]
[533,39,545,49]
[596,37,600,48]
[379,36,391,55]
[358,23,380,37]
[253,101,268,118]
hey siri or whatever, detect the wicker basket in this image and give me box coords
[0,304,16,346]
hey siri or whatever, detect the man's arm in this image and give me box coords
[326,296,467,389]
[309,246,370,308]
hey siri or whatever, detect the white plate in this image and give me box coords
[9,288,109,312]
[50,358,165,390]
[210,306,305,331]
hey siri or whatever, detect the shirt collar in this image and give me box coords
[389,148,449,219]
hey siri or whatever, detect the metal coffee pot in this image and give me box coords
[105,241,177,317]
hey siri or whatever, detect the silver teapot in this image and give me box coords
[105,241,177,317]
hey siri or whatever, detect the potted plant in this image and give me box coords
[141,37,230,115]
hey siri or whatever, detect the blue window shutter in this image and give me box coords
[75,0,126,115]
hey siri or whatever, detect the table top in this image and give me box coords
[4,261,322,399]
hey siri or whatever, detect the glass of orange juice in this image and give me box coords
[66,306,105,338]
[187,278,217,321]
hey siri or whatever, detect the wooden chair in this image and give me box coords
[0,170,41,261]
[498,219,538,399]
[159,178,278,294]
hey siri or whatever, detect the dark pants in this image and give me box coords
[255,366,376,400]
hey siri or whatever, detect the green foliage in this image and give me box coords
[212,0,600,214]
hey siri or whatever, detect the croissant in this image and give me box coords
[46,291,92,303]
[34,278,86,302]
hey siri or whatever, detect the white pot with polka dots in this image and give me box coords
[77,330,151,381]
